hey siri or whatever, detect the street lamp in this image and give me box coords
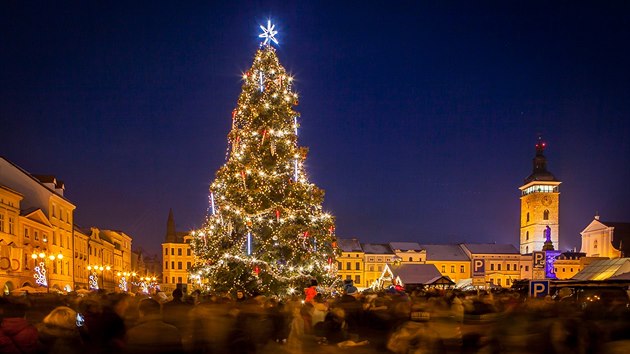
[87,265,111,290]
[31,251,63,293]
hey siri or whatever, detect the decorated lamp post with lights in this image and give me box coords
[116,271,136,292]
[87,265,111,290]
[31,251,64,293]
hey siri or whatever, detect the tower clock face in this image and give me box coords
[541,195,552,206]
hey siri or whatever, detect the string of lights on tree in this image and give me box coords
[190,20,340,296]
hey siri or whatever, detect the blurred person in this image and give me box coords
[162,288,192,346]
[304,279,318,304]
[125,298,183,354]
[38,306,85,354]
[286,302,305,353]
[0,299,40,354]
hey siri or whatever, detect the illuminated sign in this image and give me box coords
[529,280,550,297]
[533,251,545,269]
[472,259,485,277]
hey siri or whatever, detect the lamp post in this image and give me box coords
[31,251,64,293]
[87,265,111,290]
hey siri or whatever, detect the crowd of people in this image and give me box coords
[0,279,628,354]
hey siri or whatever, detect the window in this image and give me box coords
[60,232,64,247]
[497,264,501,271]
[178,248,182,256]
[525,266,529,271]
[187,249,191,256]
[53,232,57,245]
[377,257,382,262]
[346,275,352,280]
[187,262,191,269]
[34,231,39,240]
[0,213,4,232]
[507,264,510,271]
[490,264,495,271]
[441,265,446,273]
[338,262,342,270]
[594,240,598,249]
[369,265,374,271]
[178,262,182,269]
[172,277,175,284]
[355,262,360,270]
[526,246,529,254]
[171,261,174,269]
[570,268,573,272]
[53,261,58,274]
[543,210,549,220]
[450,265,455,273]
[562,267,565,272]
[497,278,501,286]
[346,262,351,270]
[460,265,465,273]
[526,212,530,222]
[409,257,413,262]
[171,248,174,255]
[554,267,557,273]
[377,265,382,272]
[24,228,30,238]
[165,248,168,255]
[8,217,14,234]
[526,231,529,241]
[52,204,57,218]
[368,257,374,262]
[355,275,360,284]
[506,278,511,286]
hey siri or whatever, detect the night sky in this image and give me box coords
[2,1,629,256]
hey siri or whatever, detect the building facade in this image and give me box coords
[161,209,194,292]
[336,238,365,288]
[580,216,630,258]
[1,157,138,293]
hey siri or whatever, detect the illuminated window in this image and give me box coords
[594,240,598,249]
[355,275,360,284]
[543,210,549,220]
[497,279,501,286]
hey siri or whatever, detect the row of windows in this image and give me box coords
[0,213,15,235]
[488,278,512,286]
[440,265,467,274]
[338,262,361,271]
[555,267,575,273]
[164,261,192,270]
[342,274,361,284]
[522,185,557,195]
[164,247,192,257]
[164,276,184,284]
[489,263,519,271]
[51,204,71,224]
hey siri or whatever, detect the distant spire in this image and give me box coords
[524,136,558,183]
[165,208,177,242]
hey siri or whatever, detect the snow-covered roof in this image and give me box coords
[361,243,394,254]
[388,264,449,285]
[389,242,423,252]
[419,244,470,261]
[337,238,363,252]
[460,243,519,255]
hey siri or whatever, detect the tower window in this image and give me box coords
[526,246,529,254]
[526,231,529,241]
[543,210,549,220]
[526,212,530,222]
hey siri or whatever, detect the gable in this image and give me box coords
[580,219,608,234]
[22,209,53,228]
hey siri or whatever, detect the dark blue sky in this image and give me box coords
[2,1,629,255]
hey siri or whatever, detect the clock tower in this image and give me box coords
[519,139,561,254]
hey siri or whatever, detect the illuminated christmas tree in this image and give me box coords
[191,21,338,296]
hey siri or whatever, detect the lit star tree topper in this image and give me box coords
[259,20,279,46]
[190,22,339,297]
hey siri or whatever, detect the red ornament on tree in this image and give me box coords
[275,209,280,222]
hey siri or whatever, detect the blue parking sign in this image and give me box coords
[529,280,550,298]
[472,259,485,277]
